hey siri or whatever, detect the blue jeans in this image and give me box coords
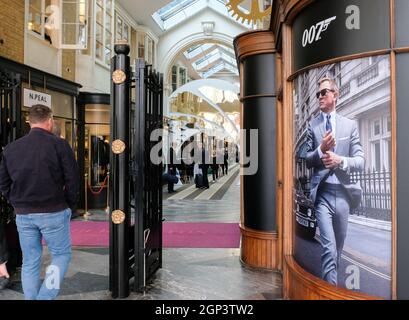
[15,208,72,300]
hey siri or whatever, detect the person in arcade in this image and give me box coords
[0,104,79,300]
[305,77,364,286]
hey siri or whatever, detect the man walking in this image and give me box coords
[0,104,79,300]
[306,77,364,286]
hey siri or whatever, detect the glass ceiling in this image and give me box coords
[152,0,251,31]
[156,0,197,19]
[183,43,238,78]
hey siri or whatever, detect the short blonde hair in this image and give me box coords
[318,77,339,94]
[29,104,53,124]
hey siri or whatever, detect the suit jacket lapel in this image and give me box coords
[317,114,326,142]
[335,114,341,154]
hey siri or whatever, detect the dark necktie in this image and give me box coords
[326,114,334,152]
[326,114,335,175]
[326,114,332,133]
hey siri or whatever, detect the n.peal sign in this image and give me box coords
[292,0,390,72]
[24,88,52,108]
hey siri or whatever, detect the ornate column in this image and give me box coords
[234,31,278,270]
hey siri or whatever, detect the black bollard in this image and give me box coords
[109,41,131,299]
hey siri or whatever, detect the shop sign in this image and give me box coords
[24,88,52,108]
[292,0,390,71]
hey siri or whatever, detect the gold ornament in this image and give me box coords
[112,69,126,85]
[226,0,272,25]
[112,139,126,154]
[112,210,125,224]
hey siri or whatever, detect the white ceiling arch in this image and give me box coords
[159,33,237,81]
[169,111,233,138]
[169,79,239,134]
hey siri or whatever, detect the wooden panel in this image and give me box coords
[276,53,283,271]
[390,50,397,300]
[284,255,381,300]
[234,31,275,63]
[240,224,278,270]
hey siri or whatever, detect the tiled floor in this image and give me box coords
[0,248,282,300]
[0,166,282,300]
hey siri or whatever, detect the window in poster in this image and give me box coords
[292,55,391,299]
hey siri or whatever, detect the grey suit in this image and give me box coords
[305,113,364,285]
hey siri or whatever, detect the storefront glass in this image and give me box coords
[84,104,110,209]
[21,83,77,148]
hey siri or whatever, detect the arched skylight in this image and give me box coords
[183,43,238,78]
[152,0,252,31]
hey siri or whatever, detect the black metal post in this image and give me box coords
[134,58,145,292]
[11,73,21,140]
[110,42,131,299]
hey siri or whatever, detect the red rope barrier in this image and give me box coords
[87,175,108,195]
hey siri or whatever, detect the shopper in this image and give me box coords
[0,104,79,300]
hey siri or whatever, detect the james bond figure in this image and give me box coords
[305,77,364,285]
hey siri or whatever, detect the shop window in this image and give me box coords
[137,33,145,59]
[95,0,114,66]
[27,0,88,49]
[372,141,381,171]
[53,118,73,146]
[172,65,177,92]
[28,0,43,36]
[115,14,130,43]
[170,65,187,92]
[179,67,187,87]
[369,116,392,171]
[136,32,155,65]
[20,83,76,148]
[151,40,155,66]
[147,37,153,64]
[85,104,110,190]
[61,0,88,49]
[387,115,391,133]
[373,119,381,136]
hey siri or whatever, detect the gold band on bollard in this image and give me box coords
[112,139,126,154]
[112,210,125,224]
[112,69,127,85]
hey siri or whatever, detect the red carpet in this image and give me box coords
[69,221,240,248]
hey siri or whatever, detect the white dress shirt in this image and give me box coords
[317,111,348,184]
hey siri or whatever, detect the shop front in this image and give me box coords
[236,0,409,300]
[77,93,111,213]
[0,56,81,272]
[275,0,406,300]
[0,57,81,149]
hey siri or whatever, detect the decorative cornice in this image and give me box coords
[234,30,275,63]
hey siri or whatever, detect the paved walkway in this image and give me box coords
[0,164,282,300]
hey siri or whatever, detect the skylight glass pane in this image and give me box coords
[184,43,214,60]
[194,49,220,68]
[152,0,253,31]
[202,63,225,78]
[157,0,196,19]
